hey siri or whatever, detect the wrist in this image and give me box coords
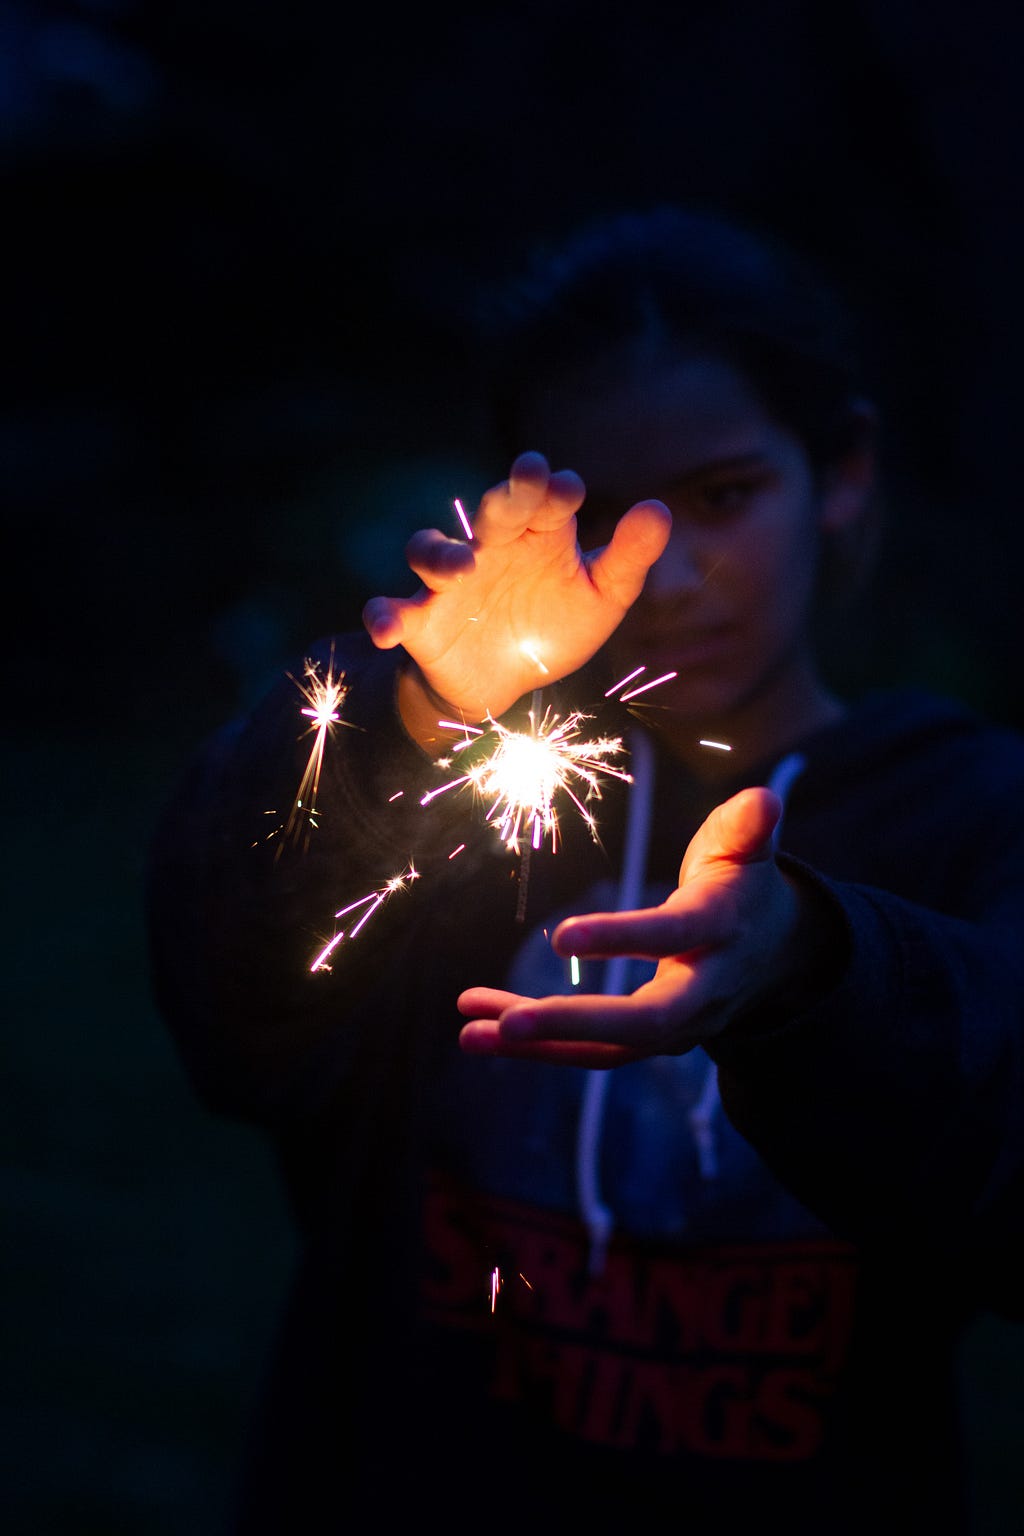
[397,665,471,752]
[729,865,850,1037]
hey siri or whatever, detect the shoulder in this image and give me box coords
[818,686,1024,787]
[783,689,1024,900]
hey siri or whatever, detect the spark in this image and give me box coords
[309,864,420,972]
[489,1266,531,1314]
[420,706,633,855]
[699,739,733,752]
[453,497,474,539]
[519,639,550,675]
[272,651,350,856]
[605,664,678,701]
[605,665,645,697]
[619,670,678,701]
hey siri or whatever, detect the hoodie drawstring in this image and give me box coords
[574,742,807,1277]
[575,729,656,1277]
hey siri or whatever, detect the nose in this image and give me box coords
[646,529,704,597]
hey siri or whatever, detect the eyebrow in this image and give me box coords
[581,451,775,515]
[663,450,774,488]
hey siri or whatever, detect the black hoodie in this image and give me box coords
[146,633,1024,1535]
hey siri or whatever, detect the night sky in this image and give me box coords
[7,3,1024,1532]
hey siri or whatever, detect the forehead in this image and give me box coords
[520,348,783,498]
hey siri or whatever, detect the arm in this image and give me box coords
[457,788,845,1066]
[458,783,1024,1282]
[145,455,670,1128]
[363,450,671,745]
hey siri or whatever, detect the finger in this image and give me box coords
[586,500,673,608]
[458,1020,642,1068]
[471,452,552,545]
[519,466,587,531]
[551,898,732,961]
[485,989,686,1050]
[457,986,530,1018]
[680,787,782,881]
[362,593,410,649]
[405,528,476,588]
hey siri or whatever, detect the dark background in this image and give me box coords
[6,2,1024,1531]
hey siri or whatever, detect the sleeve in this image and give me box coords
[143,632,487,1130]
[707,761,1024,1312]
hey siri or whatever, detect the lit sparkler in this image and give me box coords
[310,863,420,972]
[419,706,633,855]
[268,651,350,856]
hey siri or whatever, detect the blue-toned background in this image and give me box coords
[6,3,1024,1530]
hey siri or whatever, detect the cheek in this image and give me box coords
[740,506,821,619]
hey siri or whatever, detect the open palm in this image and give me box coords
[362,451,672,723]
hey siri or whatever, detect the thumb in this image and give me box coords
[679,787,783,883]
[587,500,673,608]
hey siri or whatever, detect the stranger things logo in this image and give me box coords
[419,1169,859,1463]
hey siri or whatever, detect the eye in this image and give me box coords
[688,475,762,518]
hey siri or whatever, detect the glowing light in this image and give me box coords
[309,864,420,972]
[605,665,645,697]
[489,1267,531,1314]
[605,664,678,701]
[453,497,474,539]
[268,652,350,856]
[619,670,678,701]
[570,954,581,986]
[519,640,550,675]
[699,739,733,752]
[420,707,632,855]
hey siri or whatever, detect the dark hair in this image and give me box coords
[468,203,871,474]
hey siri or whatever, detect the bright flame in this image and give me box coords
[420,707,632,854]
[267,651,350,856]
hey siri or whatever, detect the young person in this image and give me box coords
[146,207,1024,1534]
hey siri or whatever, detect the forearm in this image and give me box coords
[708,872,1024,1278]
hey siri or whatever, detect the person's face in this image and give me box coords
[523,346,852,732]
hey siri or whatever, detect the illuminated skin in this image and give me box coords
[362,450,673,745]
[366,356,872,1065]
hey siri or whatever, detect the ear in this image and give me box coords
[819,399,878,533]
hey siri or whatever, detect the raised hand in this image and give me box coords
[457,788,842,1067]
[362,451,671,743]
